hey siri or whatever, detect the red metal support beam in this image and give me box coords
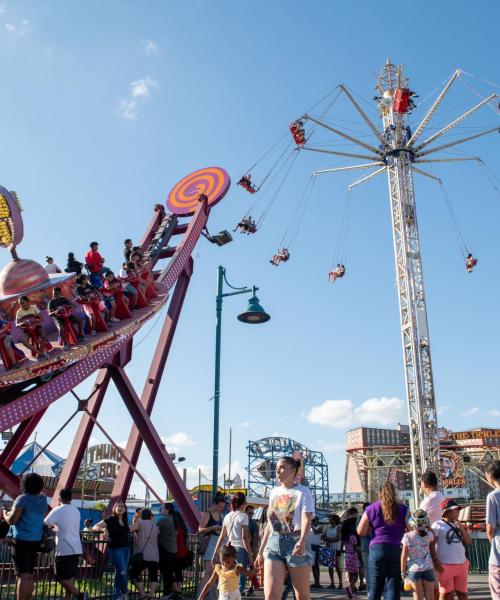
[0,462,21,498]
[109,261,193,508]
[51,368,112,501]
[0,409,47,468]
[109,365,201,532]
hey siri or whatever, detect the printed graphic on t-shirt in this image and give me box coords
[269,490,300,533]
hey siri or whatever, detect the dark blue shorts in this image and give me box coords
[407,568,435,582]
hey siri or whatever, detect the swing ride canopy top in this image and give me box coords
[235,61,498,502]
[0,167,230,531]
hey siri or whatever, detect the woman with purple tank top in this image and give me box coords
[357,482,408,600]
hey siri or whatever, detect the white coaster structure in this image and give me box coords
[304,61,498,501]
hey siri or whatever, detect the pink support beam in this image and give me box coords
[109,365,201,532]
[51,368,112,501]
[109,260,193,508]
[0,409,47,468]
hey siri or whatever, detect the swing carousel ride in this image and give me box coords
[0,167,231,530]
[234,61,499,501]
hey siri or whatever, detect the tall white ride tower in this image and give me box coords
[304,61,498,501]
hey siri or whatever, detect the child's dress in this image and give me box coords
[343,534,360,573]
[214,564,241,600]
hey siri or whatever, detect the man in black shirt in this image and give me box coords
[48,287,84,346]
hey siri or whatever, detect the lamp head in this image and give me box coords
[237,293,270,324]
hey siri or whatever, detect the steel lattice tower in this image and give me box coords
[303,61,498,502]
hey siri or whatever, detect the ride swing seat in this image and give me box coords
[328,264,346,283]
[270,248,290,266]
[53,306,79,347]
[0,322,24,370]
[289,121,306,146]
[465,256,478,273]
[18,315,53,358]
[75,294,109,333]
[238,176,258,194]
[102,284,133,320]
[234,217,258,235]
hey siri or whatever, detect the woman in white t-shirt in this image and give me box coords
[213,492,253,594]
[255,456,314,600]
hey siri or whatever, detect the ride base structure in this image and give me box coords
[0,167,230,530]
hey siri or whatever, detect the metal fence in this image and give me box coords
[0,532,203,600]
[468,538,490,574]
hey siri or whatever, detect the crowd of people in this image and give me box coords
[1,473,192,600]
[196,460,500,600]
[0,458,499,600]
[1,240,156,370]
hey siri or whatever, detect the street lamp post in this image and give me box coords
[212,265,270,495]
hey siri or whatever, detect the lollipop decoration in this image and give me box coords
[167,166,230,216]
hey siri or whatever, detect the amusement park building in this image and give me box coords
[346,426,500,502]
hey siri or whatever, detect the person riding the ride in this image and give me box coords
[465,253,477,273]
[15,296,51,360]
[270,248,290,266]
[238,174,257,193]
[235,217,257,235]
[328,264,346,282]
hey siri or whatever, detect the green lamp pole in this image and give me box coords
[212,265,270,495]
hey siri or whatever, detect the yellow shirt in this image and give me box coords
[215,565,239,593]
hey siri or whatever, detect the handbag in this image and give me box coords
[130,522,154,566]
[319,545,336,568]
[39,525,56,553]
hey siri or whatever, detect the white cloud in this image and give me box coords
[142,39,158,56]
[118,99,138,120]
[354,397,405,426]
[162,431,196,449]
[488,409,500,417]
[438,405,451,417]
[460,407,480,417]
[5,18,30,36]
[307,396,405,429]
[307,399,354,428]
[239,421,251,428]
[0,5,5,15]
[131,77,157,98]
[118,77,158,119]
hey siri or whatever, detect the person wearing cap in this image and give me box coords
[197,493,226,597]
[485,459,500,599]
[431,499,471,600]
[401,509,438,600]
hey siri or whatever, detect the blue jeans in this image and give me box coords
[108,546,130,599]
[236,547,248,593]
[368,544,402,600]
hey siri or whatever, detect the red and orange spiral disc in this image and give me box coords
[166,167,230,216]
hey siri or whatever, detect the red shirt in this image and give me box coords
[85,250,104,273]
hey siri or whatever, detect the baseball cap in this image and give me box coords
[440,498,460,513]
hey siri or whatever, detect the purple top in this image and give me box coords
[365,501,408,548]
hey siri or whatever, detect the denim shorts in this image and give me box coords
[407,568,435,582]
[264,532,313,568]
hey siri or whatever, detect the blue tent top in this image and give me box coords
[11,442,64,477]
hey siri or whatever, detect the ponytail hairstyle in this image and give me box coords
[280,456,301,475]
[379,482,398,525]
[230,492,246,512]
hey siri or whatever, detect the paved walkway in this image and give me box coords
[280,571,492,599]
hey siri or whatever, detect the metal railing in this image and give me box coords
[468,538,490,574]
[0,532,203,600]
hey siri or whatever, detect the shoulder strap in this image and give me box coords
[140,521,155,553]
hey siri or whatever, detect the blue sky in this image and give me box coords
[1,0,499,497]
